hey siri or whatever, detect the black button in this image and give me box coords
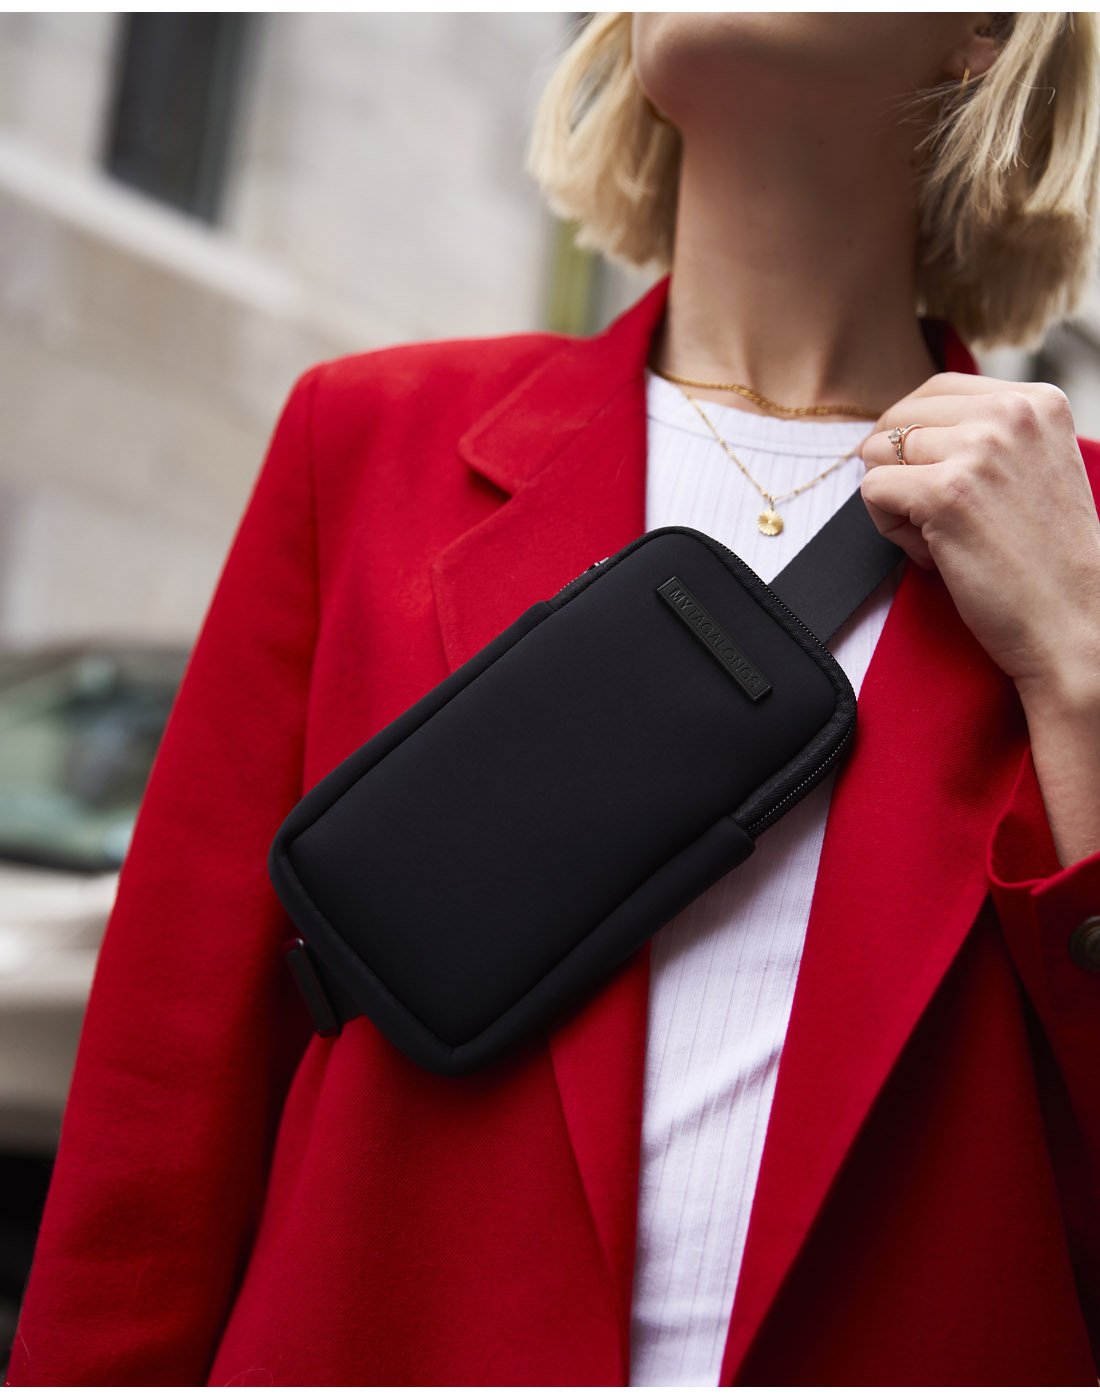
[1068,916,1100,972]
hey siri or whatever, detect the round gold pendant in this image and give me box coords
[757,509,784,536]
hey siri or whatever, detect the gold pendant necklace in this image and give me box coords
[680,391,872,537]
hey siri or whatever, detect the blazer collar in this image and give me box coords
[431,274,1031,1383]
[456,274,670,499]
[456,272,969,499]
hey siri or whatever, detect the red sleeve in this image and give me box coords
[7,366,324,1384]
[986,743,1100,1360]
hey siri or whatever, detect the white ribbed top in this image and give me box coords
[629,370,901,1386]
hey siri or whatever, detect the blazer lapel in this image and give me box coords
[430,273,1027,1384]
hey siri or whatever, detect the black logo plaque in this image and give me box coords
[656,576,772,702]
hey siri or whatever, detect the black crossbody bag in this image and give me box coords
[269,490,903,1075]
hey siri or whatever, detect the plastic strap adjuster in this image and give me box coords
[284,938,342,1037]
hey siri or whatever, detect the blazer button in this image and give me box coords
[1068,916,1100,972]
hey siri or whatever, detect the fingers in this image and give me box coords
[874,391,995,431]
[858,472,936,569]
[859,461,944,527]
[862,422,951,467]
[907,370,1067,399]
[868,380,1067,458]
[862,511,935,570]
[907,370,1006,398]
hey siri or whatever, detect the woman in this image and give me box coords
[9,12,1100,1386]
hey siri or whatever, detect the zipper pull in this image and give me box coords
[565,556,610,588]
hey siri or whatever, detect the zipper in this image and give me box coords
[697,530,858,836]
[577,555,610,582]
[547,558,612,609]
[742,713,856,837]
[547,532,678,610]
[547,524,858,838]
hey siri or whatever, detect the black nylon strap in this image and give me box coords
[288,489,904,1036]
[768,486,904,644]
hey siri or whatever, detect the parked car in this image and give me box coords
[0,642,187,1368]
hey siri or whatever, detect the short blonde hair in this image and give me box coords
[525,12,1100,351]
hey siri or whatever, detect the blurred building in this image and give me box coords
[0,12,647,650]
[1,12,1098,654]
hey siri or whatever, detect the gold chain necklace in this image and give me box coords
[680,390,872,537]
[650,361,883,421]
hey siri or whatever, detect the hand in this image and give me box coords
[858,371,1100,705]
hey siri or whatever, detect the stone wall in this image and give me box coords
[0,13,578,646]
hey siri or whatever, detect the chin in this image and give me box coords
[631,12,954,126]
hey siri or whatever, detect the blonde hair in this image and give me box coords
[525,12,1100,351]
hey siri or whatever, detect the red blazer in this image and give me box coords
[9,274,1100,1385]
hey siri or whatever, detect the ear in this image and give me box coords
[942,14,1006,83]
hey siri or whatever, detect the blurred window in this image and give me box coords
[0,648,187,873]
[103,13,251,222]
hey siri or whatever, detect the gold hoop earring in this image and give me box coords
[960,64,971,92]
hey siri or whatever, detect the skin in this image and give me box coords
[634,12,1100,869]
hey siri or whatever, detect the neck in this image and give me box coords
[652,123,941,420]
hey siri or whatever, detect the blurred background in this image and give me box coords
[1,8,1100,1369]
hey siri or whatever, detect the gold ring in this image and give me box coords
[887,423,924,465]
